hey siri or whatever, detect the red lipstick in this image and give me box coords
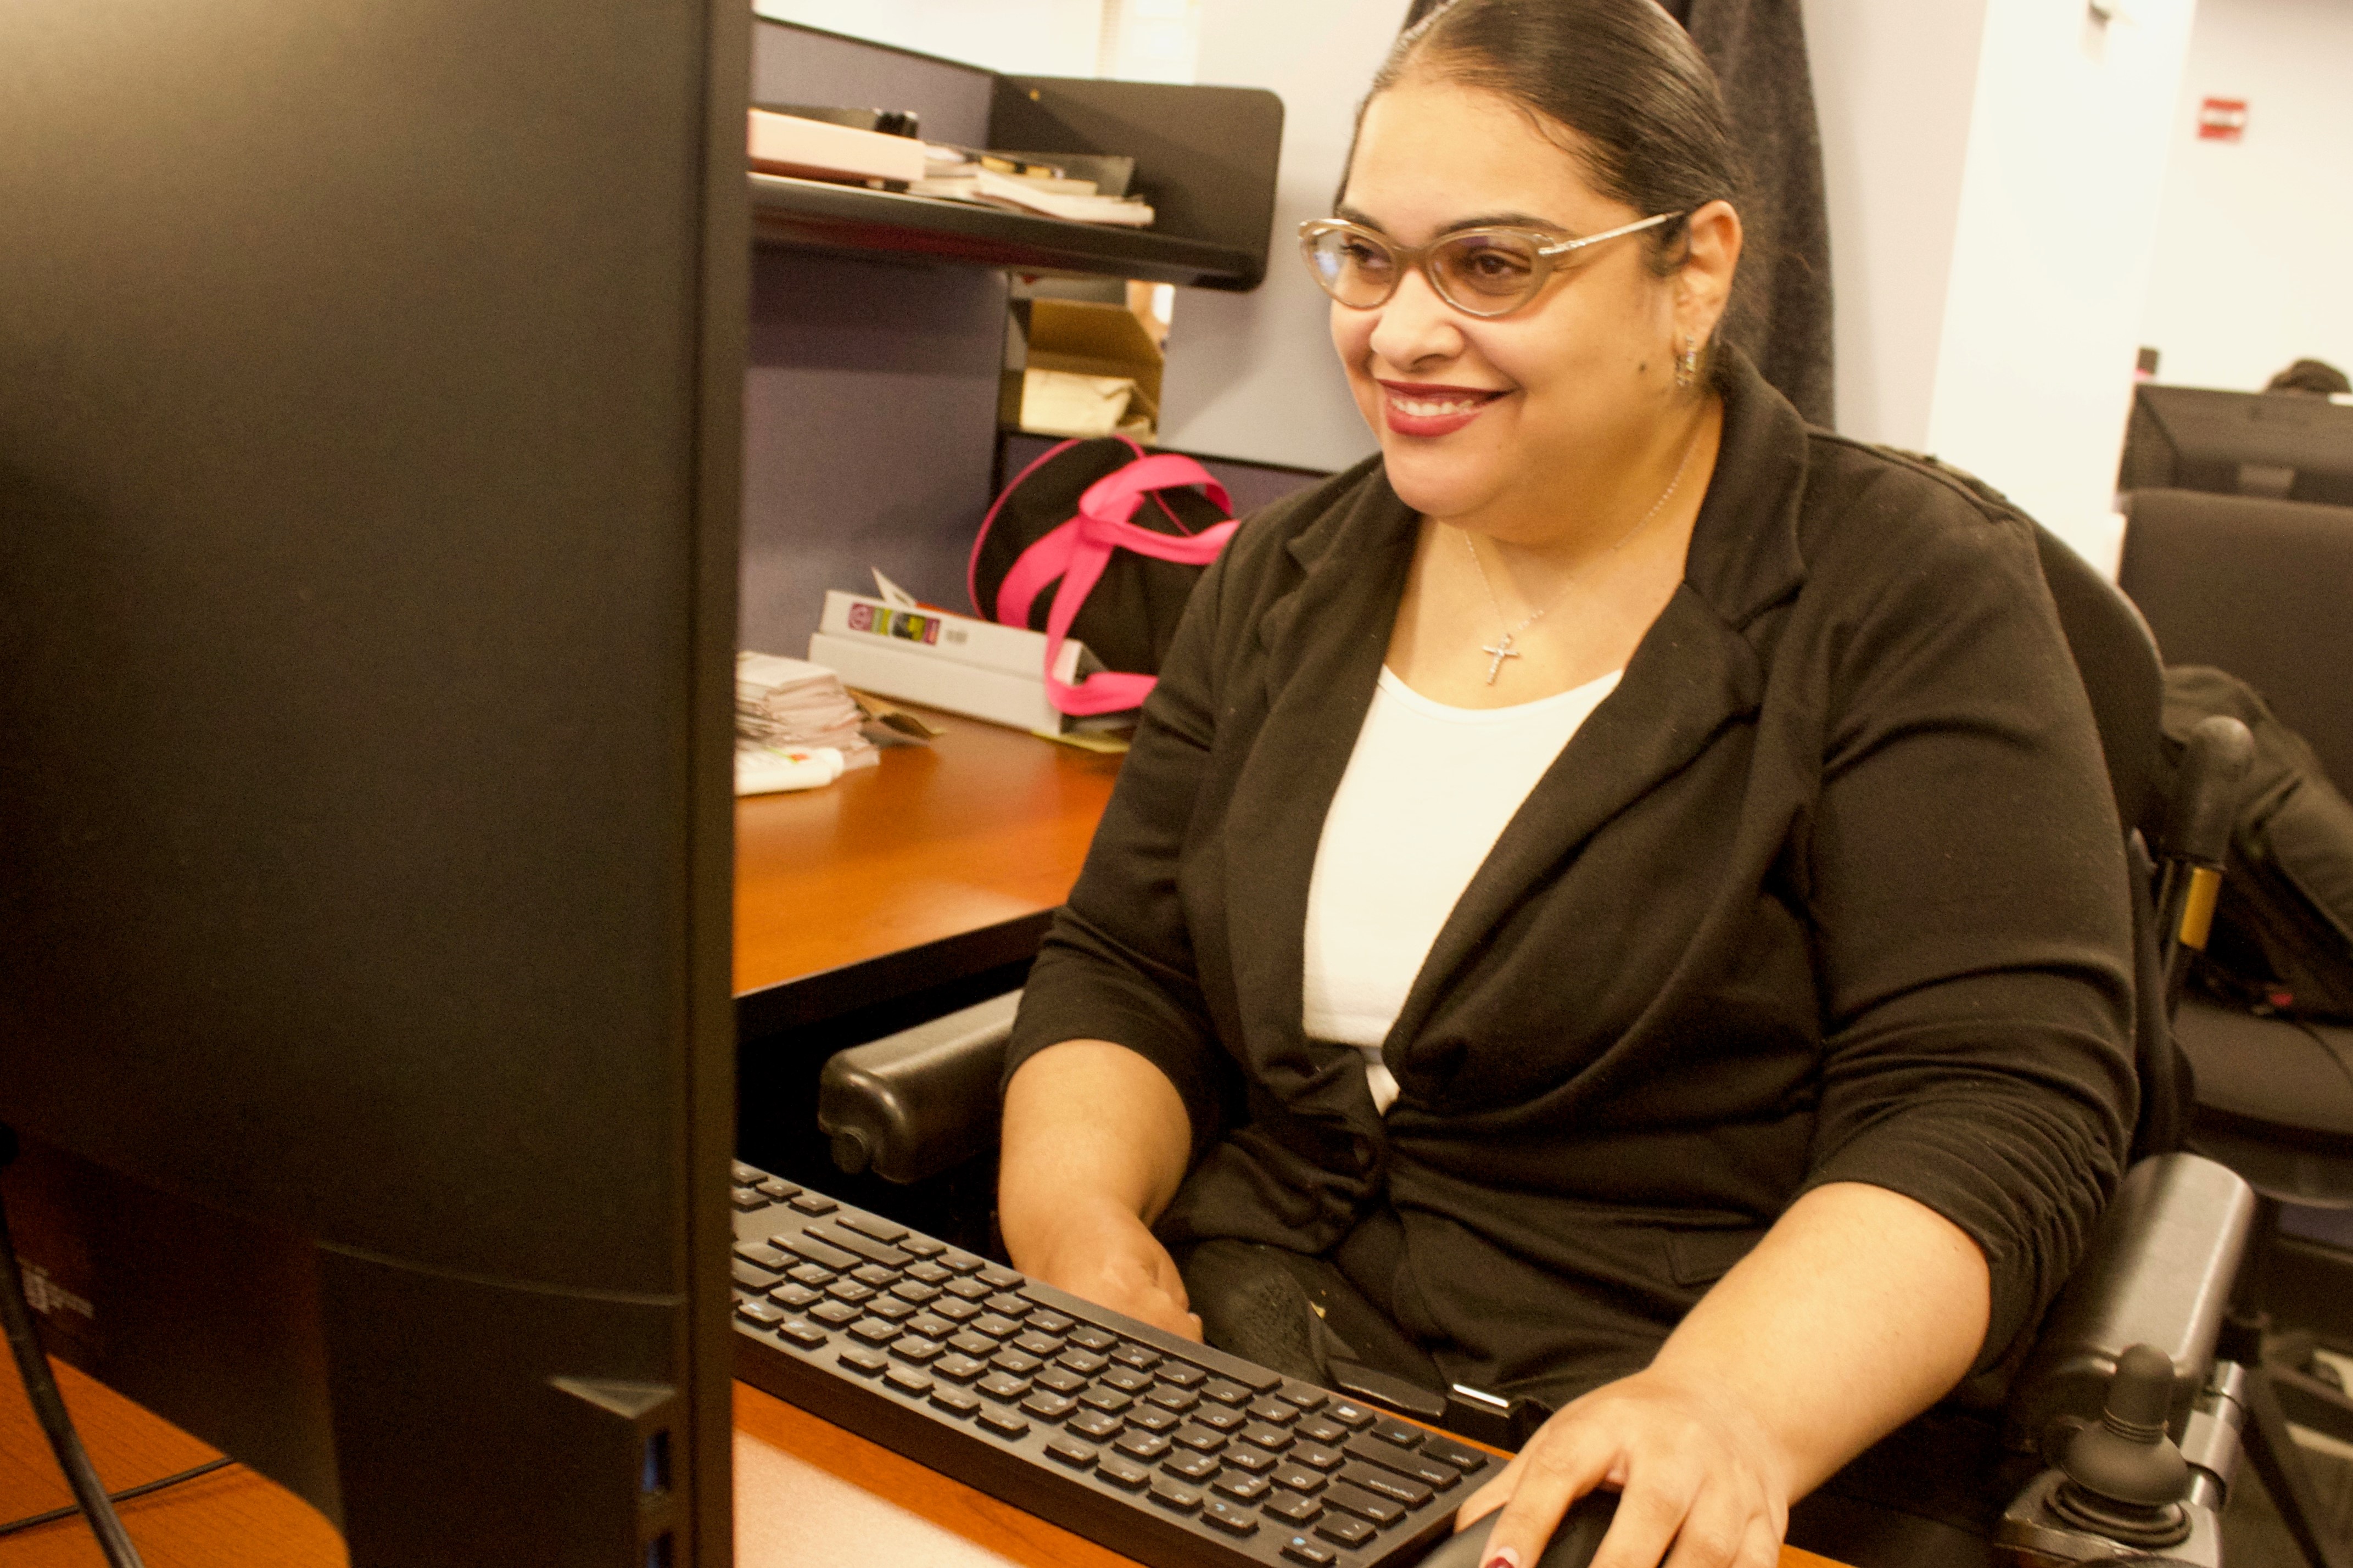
[1377,379,1506,438]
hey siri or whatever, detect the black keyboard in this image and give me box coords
[729,1162,1488,1568]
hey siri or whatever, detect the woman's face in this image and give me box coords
[1332,78,1692,531]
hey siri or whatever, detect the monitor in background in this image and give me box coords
[0,2,746,1564]
[2117,382,2353,507]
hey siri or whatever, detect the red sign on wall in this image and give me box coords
[2198,97,2249,142]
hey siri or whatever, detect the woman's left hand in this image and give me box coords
[1450,1365,1791,1568]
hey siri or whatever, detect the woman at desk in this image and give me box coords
[997,2,2135,1565]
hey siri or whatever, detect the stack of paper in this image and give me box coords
[911,149,1154,228]
[747,109,927,187]
[736,653,876,794]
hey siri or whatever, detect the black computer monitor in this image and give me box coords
[0,2,745,1564]
[2117,382,2353,507]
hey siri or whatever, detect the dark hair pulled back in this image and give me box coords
[1364,0,1742,277]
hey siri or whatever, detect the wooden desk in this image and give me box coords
[732,709,1121,1038]
[0,1357,1844,1567]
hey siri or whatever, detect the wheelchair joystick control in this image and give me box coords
[2046,1343,2193,1549]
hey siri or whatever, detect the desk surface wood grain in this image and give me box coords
[732,709,1122,997]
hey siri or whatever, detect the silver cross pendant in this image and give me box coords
[1480,634,1521,684]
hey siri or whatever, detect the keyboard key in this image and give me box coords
[824,1280,875,1306]
[1113,1430,1172,1462]
[1264,1491,1324,1526]
[1370,1418,1424,1448]
[1162,1449,1220,1481]
[1203,1378,1253,1407]
[905,1259,953,1285]
[1323,1482,1405,1526]
[733,1241,792,1272]
[930,1386,981,1418]
[774,1318,828,1351]
[807,1300,860,1327]
[1148,1476,1201,1513]
[891,1335,944,1364]
[1012,1330,1064,1357]
[1046,1437,1098,1470]
[1272,1465,1326,1494]
[1110,1344,1162,1373]
[755,1177,801,1202]
[976,1407,1030,1440]
[1315,1515,1376,1549]
[903,1313,958,1341]
[977,1371,1033,1401]
[807,1223,908,1269]
[891,1280,942,1306]
[1327,1402,1376,1431]
[837,1347,888,1377]
[1224,1444,1278,1475]
[1339,1461,1433,1509]
[945,1278,992,1303]
[1240,1423,1295,1452]
[787,1263,836,1289]
[787,1192,837,1216]
[884,1367,934,1398]
[898,1235,946,1259]
[932,1298,982,1323]
[1059,1349,1109,1376]
[983,1292,1032,1318]
[867,1296,917,1323]
[971,1313,1024,1340]
[1102,1367,1154,1395]
[1068,1326,1119,1352]
[846,1318,900,1346]
[1278,1385,1328,1412]
[990,1349,1043,1377]
[1021,1391,1079,1421]
[839,1212,908,1245]
[733,1259,783,1291]
[1234,1367,1284,1395]
[1281,1538,1339,1566]
[933,1353,989,1384]
[1155,1362,1206,1389]
[979,1264,1024,1290]
[730,1161,761,1185]
[1067,1409,1124,1441]
[1127,1405,1180,1434]
[1213,1471,1273,1504]
[1418,1435,1492,1475]
[1036,1365,1087,1395]
[769,1283,823,1311]
[1098,1455,1152,1491]
[735,1298,787,1326]
[1145,1386,1199,1413]
[1079,1387,1133,1415]
[1026,1307,1076,1335]
[948,1330,997,1358]
[1248,1397,1300,1426]
[1298,1418,1348,1446]
[774,1235,859,1272]
[1344,1435,1460,1490]
[732,1186,772,1211]
[1173,1425,1228,1454]
[1194,1404,1247,1433]
[851,1263,900,1288]
[940,1252,986,1276]
[1291,1443,1345,1473]
[1201,1498,1260,1537]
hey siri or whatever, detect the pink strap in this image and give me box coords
[991,453,1236,717]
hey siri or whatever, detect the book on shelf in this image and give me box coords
[910,150,1154,228]
[746,108,926,186]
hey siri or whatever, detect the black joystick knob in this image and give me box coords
[2048,1343,2193,1548]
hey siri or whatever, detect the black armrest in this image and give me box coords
[2007,1152,2256,1458]
[815,991,1021,1185]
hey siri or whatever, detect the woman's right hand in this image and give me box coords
[1016,1198,1204,1342]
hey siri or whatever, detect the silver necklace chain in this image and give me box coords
[1462,429,1701,684]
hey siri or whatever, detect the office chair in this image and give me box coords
[2116,486,2353,1516]
[811,519,2285,1564]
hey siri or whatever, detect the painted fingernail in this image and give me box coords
[1483,1551,1522,1568]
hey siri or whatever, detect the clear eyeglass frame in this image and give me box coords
[1298,210,1683,317]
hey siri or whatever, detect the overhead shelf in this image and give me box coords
[747,173,1264,289]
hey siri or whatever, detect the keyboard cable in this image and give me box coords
[0,1123,157,1566]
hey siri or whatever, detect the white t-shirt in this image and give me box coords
[1301,665,1623,1113]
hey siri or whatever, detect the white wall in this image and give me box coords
[1154,0,1402,472]
[2139,0,2353,393]
[751,0,1105,79]
[1804,0,2197,575]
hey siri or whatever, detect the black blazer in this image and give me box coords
[1005,352,2136,1399]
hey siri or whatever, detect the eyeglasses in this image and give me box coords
[1298,211,1683,317]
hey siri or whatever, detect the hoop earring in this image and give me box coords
[1674,334,1702,390]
